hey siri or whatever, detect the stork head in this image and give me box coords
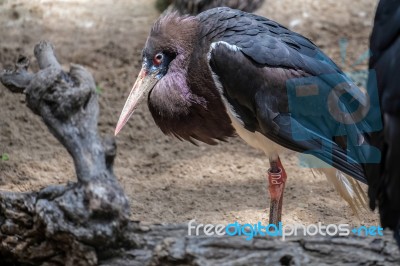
[115,13,199,135]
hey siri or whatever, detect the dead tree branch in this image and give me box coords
[0,41,130,265]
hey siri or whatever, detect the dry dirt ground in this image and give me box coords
[0,0,380,226]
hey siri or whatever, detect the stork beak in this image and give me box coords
[115,68,158,136]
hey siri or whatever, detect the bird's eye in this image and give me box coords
[153,53,163,66]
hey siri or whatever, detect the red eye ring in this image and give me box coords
[153,53,163,66]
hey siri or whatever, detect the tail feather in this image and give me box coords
[319,168,368,214]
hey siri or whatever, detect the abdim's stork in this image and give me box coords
[116,8,372,224]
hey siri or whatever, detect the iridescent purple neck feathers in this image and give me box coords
[145,12,235,144]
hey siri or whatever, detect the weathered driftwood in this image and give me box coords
[1,41,400,266]
[104,224,400,266]
[0,41,130,265]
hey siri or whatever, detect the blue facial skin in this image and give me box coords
[144,52,174,80]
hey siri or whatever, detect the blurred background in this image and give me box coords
[0,0,379,226]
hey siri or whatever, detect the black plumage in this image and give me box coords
[367,0,400,244]
[200,8,369,182]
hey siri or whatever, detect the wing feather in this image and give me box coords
[205,16,372,183]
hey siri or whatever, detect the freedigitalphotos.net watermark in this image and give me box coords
[187,220,383,241]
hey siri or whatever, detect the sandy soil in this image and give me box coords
[0,0,380,226]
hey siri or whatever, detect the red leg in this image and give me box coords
[268,156,287,226]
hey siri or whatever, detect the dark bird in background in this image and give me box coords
[115,8,372,224]
[367,0,400,245]
[157,0,265,15]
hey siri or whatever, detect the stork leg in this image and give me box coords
[268,156,287,226]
